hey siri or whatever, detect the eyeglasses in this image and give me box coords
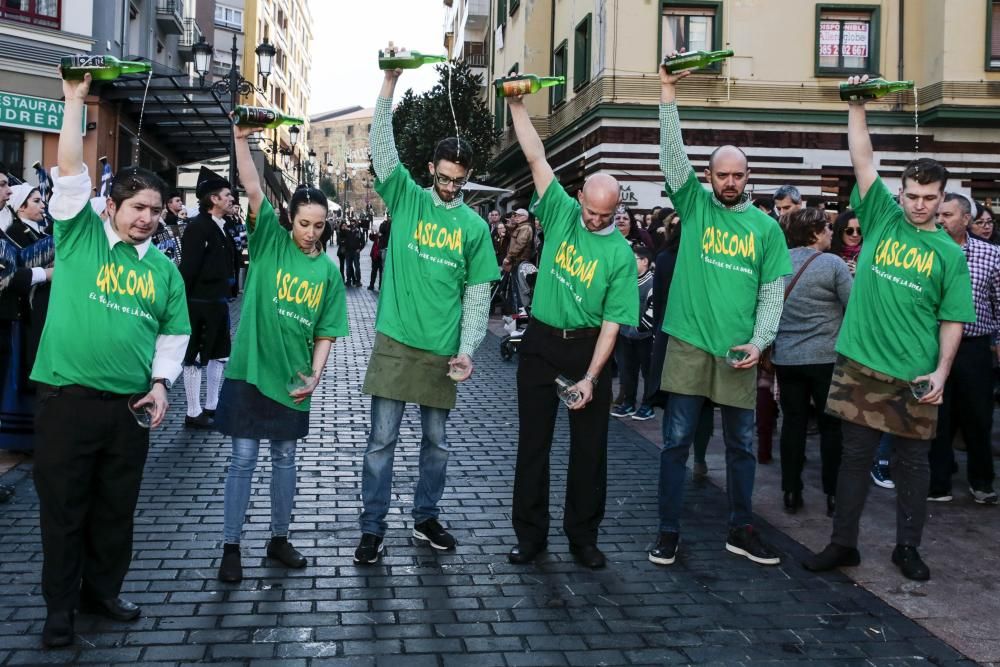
[844,227,862,236]
[434,173,468,188]
[972,219,994,227]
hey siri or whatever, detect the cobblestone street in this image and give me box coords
[0,255,978,666]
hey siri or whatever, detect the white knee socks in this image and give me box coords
[183,365,202,417]
[205,359,226,411]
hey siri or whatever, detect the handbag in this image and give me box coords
[758,250,823,373]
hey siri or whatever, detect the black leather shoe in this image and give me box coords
[42,610,74,648]
[570,544,606,569]
[891,545,930,581]
[783,491,803,514]
[203,409,216,418]
[507,542,546,565]
[266,537,307,568]
[79,596,140,622]
[826,495,836,517]
[801,543,861,572]
[184,412,214,429]
[218,544,243,582]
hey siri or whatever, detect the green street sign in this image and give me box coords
[0,90,87,134]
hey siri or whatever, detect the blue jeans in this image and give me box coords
[360,396,450,536]
[658,393,756,532]
[223,438,297,544]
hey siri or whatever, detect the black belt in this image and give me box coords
[39,384,132,401]
[530,318,601,340]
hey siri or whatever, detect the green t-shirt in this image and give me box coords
[31,205,190,394]
[529,183,638,329]
[226,199,349,411]
[835,177,975,381]
[374,164,499,355]
[662,171,791,356]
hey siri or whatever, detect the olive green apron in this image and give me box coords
[363,332,458,410]
[661,337,757,410]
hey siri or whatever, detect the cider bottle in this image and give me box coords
[378,44,447,70]
[839,78,914,102]
[60,55,152,81]
[494,74,566,98]
[233,106,303,129]
[661,49,734,73]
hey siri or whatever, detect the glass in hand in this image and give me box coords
[287,365,315,393]
[910,380,931,400]
[128,393,153,429]
[555,375,581,407]
[726,349,749,367]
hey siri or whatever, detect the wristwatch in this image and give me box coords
[151,377,169,390]
[583,372,598,387]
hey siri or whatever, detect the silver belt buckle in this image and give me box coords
[561,329,571,339]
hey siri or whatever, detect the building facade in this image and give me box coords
[0,0,230,194]
[483,0,1000,212]
[310,106,381,215]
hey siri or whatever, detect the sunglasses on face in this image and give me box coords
[434,173,468,188]
[844,227,862,236]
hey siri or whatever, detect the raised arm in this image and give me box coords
[846,75,878,200]
[233,125,264,214]
[507,97,555,200]
[370,69,402,181]
[658,54,694,193]
[57,73,91,177]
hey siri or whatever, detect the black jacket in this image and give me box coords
[179,212,235,301]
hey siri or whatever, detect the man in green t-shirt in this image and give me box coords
[649,56,792,570]
[504,93,639,570]
[354,52,499,565]
[803,75,975,582]
[30,74,191,648]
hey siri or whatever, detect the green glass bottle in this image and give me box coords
[839,78,914,101]
[60,55,152,81]
[233,106,304,129]
[378,48,447,70]
[661,49,734,73]
[494,74,566,98]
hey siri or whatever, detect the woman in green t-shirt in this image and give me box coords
[214,124,349,584]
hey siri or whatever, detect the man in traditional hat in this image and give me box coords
[178,167,236,428]
[163,191,185,226]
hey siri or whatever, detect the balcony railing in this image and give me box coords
[155,0,184,35]
[179,17,202,51]
[463,52,488,67]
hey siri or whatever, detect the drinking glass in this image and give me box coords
[128,393,153,429]
[555,375,581,406]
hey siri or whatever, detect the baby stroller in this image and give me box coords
[499,262,537,361]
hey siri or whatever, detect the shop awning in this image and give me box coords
[103,70,233,165]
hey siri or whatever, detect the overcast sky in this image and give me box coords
[308,0,449,116]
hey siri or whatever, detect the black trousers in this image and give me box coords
[617,335,653,407]
[512,323,612,547]
[775,363,842,495]
[369,256,383,289]
[33,386,150,612]
[929,335,995,493]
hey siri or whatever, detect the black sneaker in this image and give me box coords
[184,412,214,429]
[891,545,930,581]
[217,543,242,582]
[648,531,679,566]
[353,533,384,564]
[266,537,307,568]
[413,519,456,550]
[725,526,781,565]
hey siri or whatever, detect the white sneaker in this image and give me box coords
[969,487,998,505]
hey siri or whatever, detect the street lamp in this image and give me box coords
[191,33,282,192]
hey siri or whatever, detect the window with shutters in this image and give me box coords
[552,40,568,108]
[990,1,1000,69]
[815,5,880,76]
[574,14,592,91]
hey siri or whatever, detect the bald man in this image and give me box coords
[647,55,792,568]
[504,94,638,569]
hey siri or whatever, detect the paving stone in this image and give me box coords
[0,260,979,666]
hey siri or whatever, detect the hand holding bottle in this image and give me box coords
[60,70,91,104]
[659,49,693,86]
[229,113,262,140]
[844,74,871,105]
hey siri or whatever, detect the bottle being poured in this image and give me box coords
[60,55,152,81]
[378,41,447,70]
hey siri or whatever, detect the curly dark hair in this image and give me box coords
[784,207,829,249]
